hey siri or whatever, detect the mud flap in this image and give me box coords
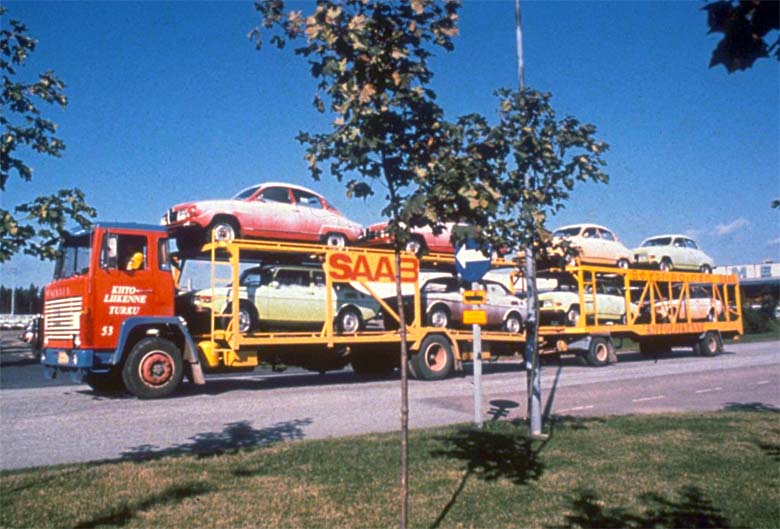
[183,340,205,385]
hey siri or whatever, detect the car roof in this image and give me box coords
[641,234,694,242]
[256,182,325,197]
[554,223,614,233]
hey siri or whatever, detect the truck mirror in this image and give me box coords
[102,234,119,269]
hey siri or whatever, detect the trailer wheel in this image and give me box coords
[122,337,184,399]
[84,370,125,395]
[409,334,454,381]
[586,336,611,367]
[695,331,722,357]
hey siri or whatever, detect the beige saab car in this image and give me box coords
[552,224,633,269]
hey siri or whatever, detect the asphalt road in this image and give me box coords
[1,334,778,470]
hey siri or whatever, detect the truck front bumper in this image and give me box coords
[41,349,115,381]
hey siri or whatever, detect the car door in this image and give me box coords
[264,268,319,326]
[597,228,621,263]
[291,188,330,238]
[578,226,602,260]
[245,186,300,239]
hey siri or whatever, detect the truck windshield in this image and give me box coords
[54,233,92,280]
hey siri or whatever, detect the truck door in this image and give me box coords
[92,232,170,350]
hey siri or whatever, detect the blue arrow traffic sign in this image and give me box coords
[455,239,492,282]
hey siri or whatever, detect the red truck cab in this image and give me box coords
[41,223,202,398]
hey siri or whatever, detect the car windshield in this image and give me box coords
[553,227,581,238]
[233,185,261,200]
[54,233,92,280]
[240,267,274,287]
[642,237,672,247]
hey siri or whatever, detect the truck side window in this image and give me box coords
[103,234,148,271]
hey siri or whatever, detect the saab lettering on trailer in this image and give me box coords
[103,285,149,316]
[327,252,419,283]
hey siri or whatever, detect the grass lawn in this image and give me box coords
[1,409,778,528]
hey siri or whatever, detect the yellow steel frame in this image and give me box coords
[537,264,743,340]
[193,239,742,369]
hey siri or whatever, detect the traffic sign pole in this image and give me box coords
[472,281,483,428]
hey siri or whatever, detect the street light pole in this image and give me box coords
[515,0,543,437]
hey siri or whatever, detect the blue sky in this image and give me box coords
[2,0,778,288]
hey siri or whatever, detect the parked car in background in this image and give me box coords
[362,221,457,254]
[647,284,723,322]
[538,276,636,326]
[180,264,381,334]
[631,234,714,273]
[551,224,633,269]
[383,276,527,333]
[163,182,363,250]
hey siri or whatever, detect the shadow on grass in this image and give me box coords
[757,441,780,462]
[723,402,780,413]
[429,424,546,528]
[555,485,732,529]
[120,419,312,462]
[74,481,211,528]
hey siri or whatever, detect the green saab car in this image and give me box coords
[189,264,381,333]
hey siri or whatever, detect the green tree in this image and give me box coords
[0,7,96,263]
[251,1,460,526]
[704,0,779,72]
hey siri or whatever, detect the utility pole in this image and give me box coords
[515,0,543,436]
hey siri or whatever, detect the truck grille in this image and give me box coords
[44,296,82,341]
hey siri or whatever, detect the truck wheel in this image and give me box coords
[695,331,722,357]
[586,336,610,367]
[409,334,454,381]
[84,370,125,395]
[122,337,184,399]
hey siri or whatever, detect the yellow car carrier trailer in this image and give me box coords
[192,238,743,380]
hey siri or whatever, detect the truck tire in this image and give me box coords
[585,336,610,367]
[409,334,454,381]
[122,337,184,399]
[695,331,722,357]
[84,370,125,395]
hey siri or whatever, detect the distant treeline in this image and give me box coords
[0,285,44,314]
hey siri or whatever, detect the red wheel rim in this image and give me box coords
[140,351,173,386]
[425,344,447,372]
